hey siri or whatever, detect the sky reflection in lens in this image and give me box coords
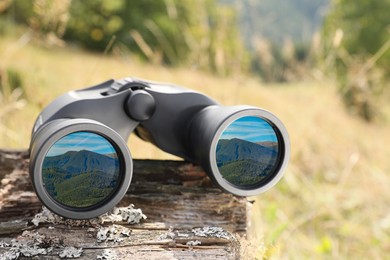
[46,131,116,156]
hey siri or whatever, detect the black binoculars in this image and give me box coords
[29,78,290,219]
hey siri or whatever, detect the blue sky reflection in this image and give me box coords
[220,116,277,143]
[46,132,116,157]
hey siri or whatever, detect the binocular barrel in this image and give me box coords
[187,105,289,196]
[29,78,290,219]
[135,82,290,196]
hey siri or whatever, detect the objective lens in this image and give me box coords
[216,116,280,187]
[42,132,121,208]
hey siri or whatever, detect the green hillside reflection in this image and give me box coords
[42,132,120,208]
[216,117,279,186]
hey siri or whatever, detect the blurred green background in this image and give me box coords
[1,0,390,258]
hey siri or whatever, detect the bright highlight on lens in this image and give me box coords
[216,116,280,187]
[42,132,121,208]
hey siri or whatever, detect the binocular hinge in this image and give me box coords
[105,78,150,96]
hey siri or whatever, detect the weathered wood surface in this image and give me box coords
[0,149,248,259]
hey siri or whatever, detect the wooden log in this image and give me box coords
[0,149,248,259]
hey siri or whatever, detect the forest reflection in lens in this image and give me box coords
[216,116,280,187]
[42,132,120,208]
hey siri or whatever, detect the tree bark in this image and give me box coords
[0,149,248,259]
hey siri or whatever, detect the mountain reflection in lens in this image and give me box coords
[42,132,120,208]
[216,116,280,187]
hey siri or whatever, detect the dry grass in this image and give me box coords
[1,35,390,259]
[248,83,390,259]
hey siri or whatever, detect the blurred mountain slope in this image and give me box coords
[221,0,330,46]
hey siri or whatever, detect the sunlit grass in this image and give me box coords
[1,35,390,259]
[249,83,390,258]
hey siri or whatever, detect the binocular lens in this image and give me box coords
[216,116,280,187]
[42,132,121,208]
[188,106,288,196]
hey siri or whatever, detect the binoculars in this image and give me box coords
[29,78,290,219]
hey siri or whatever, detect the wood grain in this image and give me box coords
[0,149,247,259]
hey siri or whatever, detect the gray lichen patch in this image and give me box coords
[96,225,132,243]
[0,241,10,247]
[192,226,231,239]
[186,240,201,246]
[31,207,99,227]
[99,204,147,224]
[0,230,84,259]
[0,249,20,260]
[31,204,146,227]
[157,226,176,240]
[157,226,231,243]
[59,246,83,258]
[13,205,146,258]
[96,249,118,260]
[0,230,53,259]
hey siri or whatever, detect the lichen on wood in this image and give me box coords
[31,204,146,227]
[0,149,247,259]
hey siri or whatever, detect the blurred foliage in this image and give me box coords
[1,0,247,75]
[322,0,390,121]
[0,67,26,144]
[324,0,390,67]
[251,38,314,82]
[0,68,23,94]
[2,0,389,120]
